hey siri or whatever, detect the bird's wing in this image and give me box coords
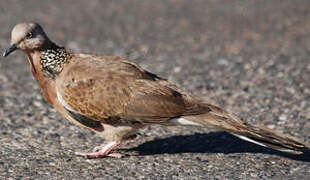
[56,55,207,127]
[120,79,212,124]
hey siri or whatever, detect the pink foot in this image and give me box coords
[75,141,122,158]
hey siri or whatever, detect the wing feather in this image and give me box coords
[56,55,208,127]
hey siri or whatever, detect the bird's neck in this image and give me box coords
[39,43,72,78]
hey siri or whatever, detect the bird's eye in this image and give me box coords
[26,32,32,39]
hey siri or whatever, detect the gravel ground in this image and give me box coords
[0,0,310,179]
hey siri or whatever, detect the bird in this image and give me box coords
[2,22,307,158]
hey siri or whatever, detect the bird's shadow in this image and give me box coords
[126,132,310,162]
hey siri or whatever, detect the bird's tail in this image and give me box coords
[173,104,307,154]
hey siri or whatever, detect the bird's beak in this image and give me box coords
[3,44,17,57]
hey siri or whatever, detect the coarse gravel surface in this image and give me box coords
[0,0,310,179]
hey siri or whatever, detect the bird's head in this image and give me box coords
[3,22,51,57]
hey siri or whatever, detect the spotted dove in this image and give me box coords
[2,22,307,158]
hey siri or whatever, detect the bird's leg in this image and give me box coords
[91,134,136,153]
[75,141,122,158]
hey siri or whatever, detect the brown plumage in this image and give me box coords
[3,22,307,158]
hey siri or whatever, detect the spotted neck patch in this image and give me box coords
[40,46,72,77]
